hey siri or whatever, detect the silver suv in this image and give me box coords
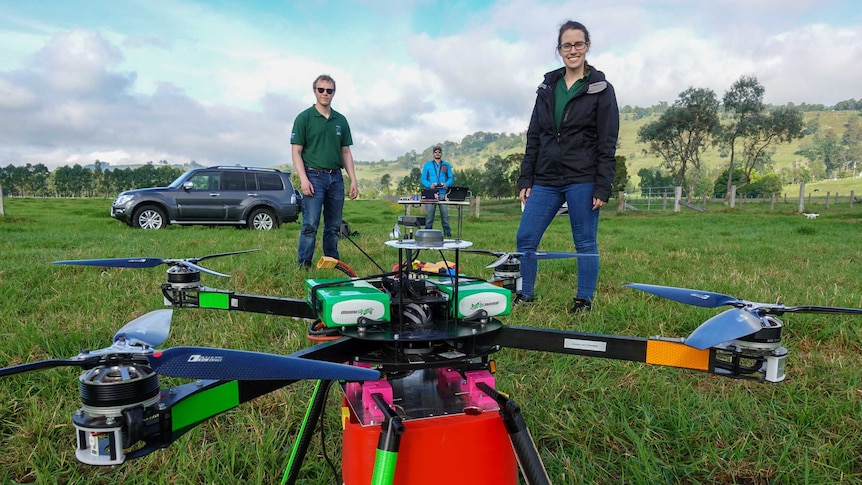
[111,166,301,230]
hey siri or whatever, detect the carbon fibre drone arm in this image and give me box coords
[121,378,297,461]
[484,326,787,383]
[161,284,318,319]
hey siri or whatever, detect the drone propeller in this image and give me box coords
[464,249,599,269]
[627,283,862,349]
[0,309,173,378]
[684,308,764,350]
[148,346,380,382]
[113,309,173,347]
[0,308,378,382]
[624,283,741,308]
[53,249,260,278]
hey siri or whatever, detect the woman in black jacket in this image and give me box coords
[515,20,619,314]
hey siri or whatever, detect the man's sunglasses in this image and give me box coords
[316,87,335,94]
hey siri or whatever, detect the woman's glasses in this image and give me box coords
[316,87,335,94]
[558,42,588,52]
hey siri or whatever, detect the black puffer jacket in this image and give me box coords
[517,66,620,202]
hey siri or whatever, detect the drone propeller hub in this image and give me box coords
[78,363,161,417]
[166,266,202,285]
[730,315,783,352]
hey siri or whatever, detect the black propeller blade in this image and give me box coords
[0,310,172,378]
[53,249,260,278]
[148,346,380,382]
[627,283,862,349]
[0,356,100,378]
[625,283,741,308]
[464,249,598,269]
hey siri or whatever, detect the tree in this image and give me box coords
[721,76,764,203]
[396,167,422,194]
[840,115,862,176]
[454,167,484,196]
[637,87,720,201]
[380,173,392,195]
[482,154,520,198]
[612,155,629,197]
[735,105,804,190]
[797,127,843,175]
[637,167,675,191]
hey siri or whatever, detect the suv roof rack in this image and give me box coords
[206,165,281,172]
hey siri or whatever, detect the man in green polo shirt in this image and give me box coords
[291,74,359,269]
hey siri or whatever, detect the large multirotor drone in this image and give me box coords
[3,230,860,484]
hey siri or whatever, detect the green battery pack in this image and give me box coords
[305,278,391,327]
[429,278,512,318]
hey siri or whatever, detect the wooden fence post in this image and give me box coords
[826,192,831,210]
[674,187,682,213]
[729,185,737,208]
[797,182,805,213]
[617,191,625,213]
[0,184,4,216]
[851,190,856,208]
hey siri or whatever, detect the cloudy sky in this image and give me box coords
[0,0,859,170]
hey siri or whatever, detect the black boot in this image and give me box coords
[569,297,592,314]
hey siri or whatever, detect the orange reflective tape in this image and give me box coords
[646,340,710,371]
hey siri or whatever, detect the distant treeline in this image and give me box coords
[620,98,862,121]
[0,162,184,198]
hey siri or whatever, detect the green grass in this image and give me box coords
[1,198,861,484]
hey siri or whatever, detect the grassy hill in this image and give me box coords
[275,110,862,194]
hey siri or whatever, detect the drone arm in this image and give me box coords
[477,382,551,485]
[161,284,317,320]
[487,326,715,374]
[125,378,298,461]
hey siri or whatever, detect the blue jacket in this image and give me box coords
[517,66,619,202]
[421,160,454,195]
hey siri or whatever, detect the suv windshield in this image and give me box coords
[168,170,196,189]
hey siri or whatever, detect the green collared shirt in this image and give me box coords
[290,105,353,170]
[554,70,592,130]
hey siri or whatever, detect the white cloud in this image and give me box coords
[0,0,859,170]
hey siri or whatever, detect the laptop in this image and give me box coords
[445,186,469,202]
[420,188,439,202]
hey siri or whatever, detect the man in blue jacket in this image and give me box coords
[420,146,454,237]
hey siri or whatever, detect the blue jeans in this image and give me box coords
[424,203,451,236]
[297,170,345,267]
[516,183,600,300]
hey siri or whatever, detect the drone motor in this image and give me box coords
[488,260,521,294]
[732,315,783,352]
[165,265,202,287]
[73,361,160,466]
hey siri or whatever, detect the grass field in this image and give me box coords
[1,198,861,484]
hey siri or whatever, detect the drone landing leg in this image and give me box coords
[370,393,405,485]
[281,380,333,485]
[477,382,552,485]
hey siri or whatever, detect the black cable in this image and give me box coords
[317,381,341,485]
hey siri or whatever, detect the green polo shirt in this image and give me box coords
[290,105,353,170]
[554,70,592,130]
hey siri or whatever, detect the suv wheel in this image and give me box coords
[248,208,277,230]
[133,205,167,229]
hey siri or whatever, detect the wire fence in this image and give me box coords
[619,185,859,213]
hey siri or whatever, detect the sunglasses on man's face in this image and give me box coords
[316,87,335,95]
